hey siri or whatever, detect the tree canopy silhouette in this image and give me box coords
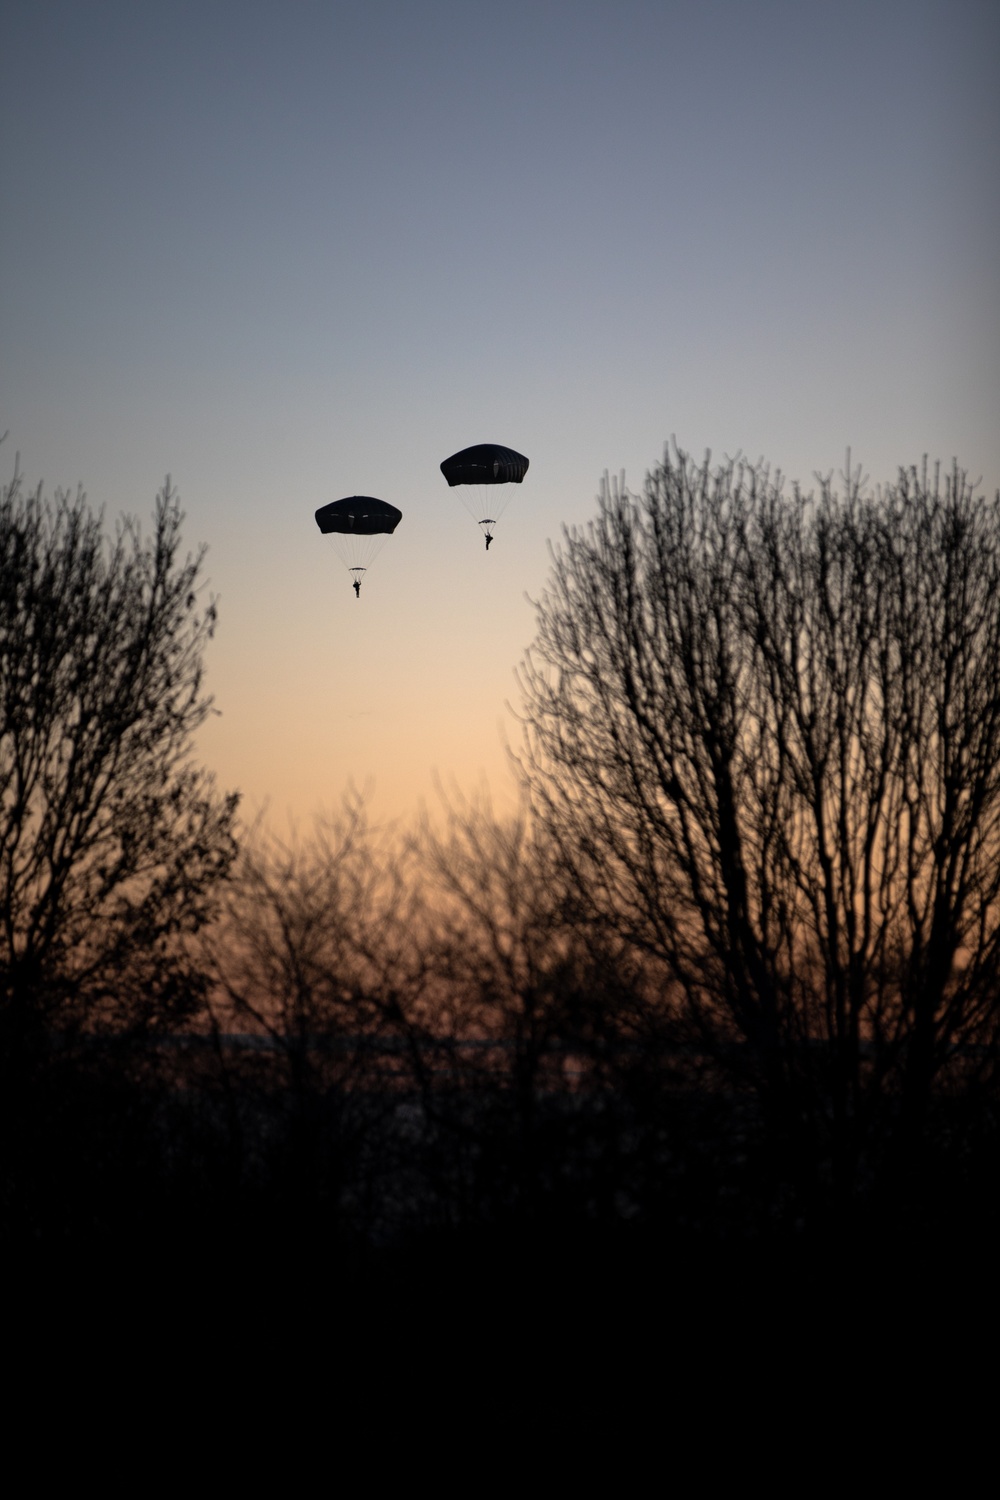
[0,463,238,1064]
[517,447,1000,1197]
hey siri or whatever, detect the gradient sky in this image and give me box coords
[3,0,998,830]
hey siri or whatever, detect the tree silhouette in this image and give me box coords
[408,793,590,1217]
[517,447,1000,1205]
[0,462,238,1069]
[208,797,427,1240]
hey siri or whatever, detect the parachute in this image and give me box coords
[439,443,529,549]
[315,495,402,596]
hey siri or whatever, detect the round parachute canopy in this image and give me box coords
[439,444,528,546]
[315,496,402,585]
[439,444,529,487]
[315,496,403,535]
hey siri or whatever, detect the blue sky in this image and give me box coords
[3,0,998,826]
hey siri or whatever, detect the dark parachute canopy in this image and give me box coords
[439,444,529,487]
[439,443,529,547]
[315,495,403,535]
[315,496,402,593]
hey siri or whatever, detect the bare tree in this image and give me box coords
[0,461,238,1065]
[408,788,676,1231]
[516,447,1000,1198]
[207,796,435,1238]
[209,796,405,1058]
[414,790,582,1091]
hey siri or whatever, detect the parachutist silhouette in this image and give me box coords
[314,495,402,594]
[439,444,528,552]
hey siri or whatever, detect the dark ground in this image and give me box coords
[5,1045,996,1344]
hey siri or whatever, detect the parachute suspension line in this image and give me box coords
[458,483,504,544]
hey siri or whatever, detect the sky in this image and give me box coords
[2,0,998,832]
